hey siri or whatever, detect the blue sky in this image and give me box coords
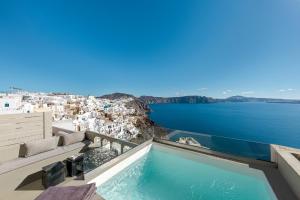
[0,0,300,98]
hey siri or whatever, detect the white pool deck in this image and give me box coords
[0,140,299,200]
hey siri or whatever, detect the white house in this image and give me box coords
[0,95,22,114]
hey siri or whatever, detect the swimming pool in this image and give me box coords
[96,144,277,200]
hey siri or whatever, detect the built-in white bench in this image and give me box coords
[0,141,89,175]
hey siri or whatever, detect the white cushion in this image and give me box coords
[54,131,69,146]
[62,132,85,146]
[23,137,58,157]
[0,142,87,175]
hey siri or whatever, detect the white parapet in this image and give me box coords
[271,144,300,199]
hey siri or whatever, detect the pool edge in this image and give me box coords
[87,140,152,187]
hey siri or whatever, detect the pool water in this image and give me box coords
[97,144,277,200]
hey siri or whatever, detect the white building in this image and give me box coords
[0,94,23,114]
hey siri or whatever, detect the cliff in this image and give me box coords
[99,93,136,100]
[225,96,300,103]
[98,93,167,142]
[98,92,150,113]
[139,95,216,104]
[99,93,300,105]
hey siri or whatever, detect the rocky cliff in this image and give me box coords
[98,93,168,143]
[99,93,300,105]
[139,95,216,104]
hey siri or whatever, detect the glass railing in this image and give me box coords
[156,129,271,162]
[83,146,119,173]
[81,129,272,174]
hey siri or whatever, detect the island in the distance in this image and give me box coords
[100,93,300,105]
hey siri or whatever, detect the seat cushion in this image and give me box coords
[22,137,59,157]
[61,132,85,146]
[55,131,69,136]
[54,131,69,146]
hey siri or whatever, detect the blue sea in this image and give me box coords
[149,103,300,149]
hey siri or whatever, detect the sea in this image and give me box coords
[149,102,300,149]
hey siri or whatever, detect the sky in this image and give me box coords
[0,0,300,99]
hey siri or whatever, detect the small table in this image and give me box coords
[42,161,65,189]
[65,153,84,177]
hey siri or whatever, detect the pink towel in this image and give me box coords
[35,183,97,200]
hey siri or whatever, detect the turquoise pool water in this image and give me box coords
[97,145,277,200]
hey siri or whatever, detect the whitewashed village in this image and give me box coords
[0,89,156,143]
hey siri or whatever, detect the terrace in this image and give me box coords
[0,129,137,199]
[0,112,299,200]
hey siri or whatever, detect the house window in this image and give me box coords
[4,103,9,108]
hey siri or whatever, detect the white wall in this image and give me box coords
[271,145,300,199]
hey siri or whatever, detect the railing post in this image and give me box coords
[121,144,124,154]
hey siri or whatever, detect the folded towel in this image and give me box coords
[35,183,97,200]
